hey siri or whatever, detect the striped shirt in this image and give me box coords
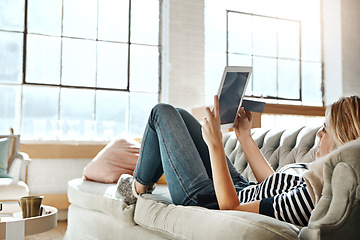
[238,173,315,226]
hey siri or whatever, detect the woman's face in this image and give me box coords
[316,121,333,158]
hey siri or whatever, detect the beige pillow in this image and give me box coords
[83,135,140,183]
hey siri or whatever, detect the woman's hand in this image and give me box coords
[234,107,253,141]
[202,95,222,149]
[234,107,275,182]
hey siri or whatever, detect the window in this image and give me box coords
[0,0,161,140]
[205,0,322,106]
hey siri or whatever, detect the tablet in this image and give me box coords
[217,66,252,129]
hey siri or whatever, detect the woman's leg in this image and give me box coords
[176,108,249,189]
[132,109,163,187]
[134,103,249,206]
[134,103,216,206]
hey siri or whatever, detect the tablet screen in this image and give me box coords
[218,72,249,126]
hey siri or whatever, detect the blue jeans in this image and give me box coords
[133,103,249,207]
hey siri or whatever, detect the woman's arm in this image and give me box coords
[235,200,260,213]
[234,108,274,183]
[201,96,262,212]
[207,144,240,209]
[207,137,260,213]
[202,96,240,210]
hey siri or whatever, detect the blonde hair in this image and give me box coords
[326,96,360,148]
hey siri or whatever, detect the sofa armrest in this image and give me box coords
[299,139,360,240]
[8,152,31,183]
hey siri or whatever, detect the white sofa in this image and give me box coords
[65,126,360,240]
[0,134,30,213]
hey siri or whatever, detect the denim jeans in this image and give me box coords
[133,103,249,207]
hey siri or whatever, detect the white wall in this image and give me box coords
[321,0,360,105]
[161,0,205,111]
[322,0,343,105]
[341,0,360,98]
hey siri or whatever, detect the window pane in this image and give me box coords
[129,45,159,92]
[26,34,61,84]
[60,88,95,120]
[228,54,253,96]
[253,56,276,97]
[302,22,321,62]
[62,0,97,39]
[206,0,321,104]
[253,16,277,57]
[228,13,252,55]
[0,85,21,134]
[96,90,129,140]
[0,0,24,31]
[27,0,62,36]
[60,88,95,140]
[97,41,128,89]
[129,92,158,136]
[0,0,161,141]
[278,20,300,60]
[98,0,129,42]
[0,31,23,83]
[22,86,59,140]
[61,38,96,87]
[278,59,300,99]
[131,0,159,45]
[302,61,322,104]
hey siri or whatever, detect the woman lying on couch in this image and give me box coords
[117,95,360,226]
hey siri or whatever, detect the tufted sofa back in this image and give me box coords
[223,126,321,182]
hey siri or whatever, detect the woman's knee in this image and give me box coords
[175,107,187,116]
[152,103,177,116]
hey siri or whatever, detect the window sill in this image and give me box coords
[20,142,107,159]
[263,103,326,116]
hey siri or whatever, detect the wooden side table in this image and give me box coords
[0,205,57,240]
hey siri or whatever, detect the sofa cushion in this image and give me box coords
[66,204,165,240]
[134,194,300,240]
[83,134,140,183]
[67,178,136,226]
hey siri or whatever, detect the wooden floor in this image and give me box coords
[25,221,67,240]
